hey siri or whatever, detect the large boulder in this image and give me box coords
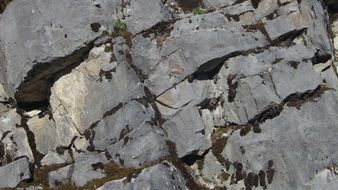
[0,0,122,104]
[50,40,144,133]
[222,92,338,189]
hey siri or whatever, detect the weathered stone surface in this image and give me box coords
[124,0,170,35]
[222,92,338,189]
[40,151,72,166]
[321,66,338,91]
[97,162,187,190]
[51,42,144,133]
[27,115,57,155]
[0,108,20,138]
[49,93,81,147]
[2,127,34,163]
[92,100,156,151]
[0,0,337,188]
[107,122,168,168]
[49,153,108,187]
[306,168,338,190]
[210,46,321,125]
[331,15,338,57]
[163,107,211,158]
[202,0,236,10]
[0,0,121,103]
[300,0,333,60]
[0,83,10,102]
[191,152,228,188]
[141,22,269,96]
[265,15,301,41]
[0,157,31,188]
[156,79,208,118]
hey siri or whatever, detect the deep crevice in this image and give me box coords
[15,41,96,111]
[165,141,209,190]
[16,109,45,166]
[180,149,209,166]
[235,85,330,136]
[0,0,12,14]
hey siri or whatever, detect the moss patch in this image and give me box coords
[217,171,230,182]
[17,162,137,190]
[82,163,136,189]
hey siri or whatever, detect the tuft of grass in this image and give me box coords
[114,19,127,31]
[112,19,132,46]
[192,7,207,15]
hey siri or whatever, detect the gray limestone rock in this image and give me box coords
[131,35,161,76]
[321,66,338,90]
[163,106,211,158]
[50,43,144,133]
[40,151,72,166]
[265,15,301,41]
[269,60,322,99]
[191,151,228,188]
[306,168,338,190]
[222,92,338,189]
[156,79,209,118]
[49,93,81,147]
[0,83,10,102]
[92,100,156,151]
[27,115,58,154]
[0,0,122,103]
[124,0,170,35]
[107,123,168,168]
[0,0,337,188]
[0,109,21,138]
[49,153,109,187]
[2,127,34,162]
[211,46,322,125]
[0,157,31,188]
[202,0,237,10]
[143,23,269,96]
[97,162,187,190]
[300,0,333,60]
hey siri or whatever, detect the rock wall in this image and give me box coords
[0,0,338,189]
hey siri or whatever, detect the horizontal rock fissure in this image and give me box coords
[221,85,330,136]
[15,41,96,110]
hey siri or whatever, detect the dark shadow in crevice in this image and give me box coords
[15,42,95,111]
[0,0,12,14]
[181,149,209,166]
[192,51,242,81]
[175,0,202,13]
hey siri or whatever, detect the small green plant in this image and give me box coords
[192,7,206,15]
[115,19,127,31]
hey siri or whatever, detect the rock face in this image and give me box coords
[0,157,31,188]
[0,0,121,104]
[0,0,338,189]
[97,162,187,190]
